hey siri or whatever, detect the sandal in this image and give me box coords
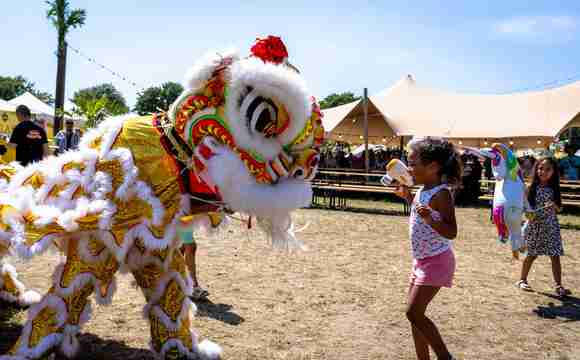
[190,286,210,301]
[555,286,571,297]
[516,280,532,292]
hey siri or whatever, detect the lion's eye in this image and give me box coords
[241,89,278,138]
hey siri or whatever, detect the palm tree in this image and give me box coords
[46,0,86,133]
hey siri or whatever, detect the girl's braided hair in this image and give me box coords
[408,137,463,186]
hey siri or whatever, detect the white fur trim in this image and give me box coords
[60,325,80,358]
[197,340,223,360]
[156,337,222,360]
[182,48,239,92]
[201,146,311,249]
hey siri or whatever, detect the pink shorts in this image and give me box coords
[410,249,456,288]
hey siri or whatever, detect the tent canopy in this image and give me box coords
[322,75,580,146]
[0,99,16,112]
[8,92,54,117]
[322,99,396,144]
[371,75,580,139]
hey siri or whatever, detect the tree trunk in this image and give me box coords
[54,40,67,134]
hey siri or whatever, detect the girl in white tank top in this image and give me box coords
[395,137,461,360]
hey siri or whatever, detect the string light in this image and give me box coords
[67,43,146,91]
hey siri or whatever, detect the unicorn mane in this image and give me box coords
[493,143,520,181]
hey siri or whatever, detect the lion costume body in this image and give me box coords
[0,36,323,359]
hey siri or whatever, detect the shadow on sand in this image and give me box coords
[194,299,245,326]
[533,292,580,322]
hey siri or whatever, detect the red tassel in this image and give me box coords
[247,216,252,229]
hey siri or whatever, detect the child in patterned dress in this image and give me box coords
[395,137,462,360]
[517,157,572,297]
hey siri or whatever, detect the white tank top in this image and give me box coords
[409,184,452,259]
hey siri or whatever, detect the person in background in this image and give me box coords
[559,144,580,180]
[517,157,571,297]
[520,156,537,180]
[8,105,48,166]
[54,119,81,155]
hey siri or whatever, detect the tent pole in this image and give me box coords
[363,88,369,172]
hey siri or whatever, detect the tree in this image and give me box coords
[134,82,184,115]
[72,84,129,115]
[46,0,86,133]
[319,92,360,110]
[67,96,110,129]
[0,75,54,105]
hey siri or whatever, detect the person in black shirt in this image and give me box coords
[9,105,48,166]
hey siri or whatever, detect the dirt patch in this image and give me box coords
[1,206,579,359]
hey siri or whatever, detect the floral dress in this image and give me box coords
[524,185,564,256]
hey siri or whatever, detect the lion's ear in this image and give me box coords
[183,48,239,91]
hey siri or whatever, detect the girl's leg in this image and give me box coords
[520,255,537,282]
[407,284,451,360]
[408,285,430,360]
[182,242,199,287]
[550,256,562,287]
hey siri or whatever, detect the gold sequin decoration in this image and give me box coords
[0,165,17,181]
[59,241,119,294]
[62,283,94,325]
[23,220,64,247]
[22,172,44,189]
[95,160,124,192]
[75,214,101,232]
[169,252,189,281]
[29,306,60,348]
[112,198,150,226]
[62,162,86,173]
[47,183,69,199]
[1,271,20,297]
[159,279,185,322]
[87,235,107,258]
[150,248,170,264]
[132,263,162,293]
[149,313,193,353]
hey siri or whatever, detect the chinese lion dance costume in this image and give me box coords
[461,143,527,258]
[0,36,323,360]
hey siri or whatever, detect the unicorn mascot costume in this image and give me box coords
[461,143,527,258]
[0,36,324,360]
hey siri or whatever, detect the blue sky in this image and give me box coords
[3,1,580,108]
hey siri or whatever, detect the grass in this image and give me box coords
[1,203,579,359]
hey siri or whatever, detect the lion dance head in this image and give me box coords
[164,36,324,249]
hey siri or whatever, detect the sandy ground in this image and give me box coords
[1,204,579,360]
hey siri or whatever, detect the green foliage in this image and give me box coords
[319,92,360,110]
[46,0,86,39]
[72,84,129,115]
[134,82,184,115]
[62,96,110,129]
[0,76,54,105]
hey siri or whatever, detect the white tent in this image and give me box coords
[0,99,16,112]
[8,92,54,117]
